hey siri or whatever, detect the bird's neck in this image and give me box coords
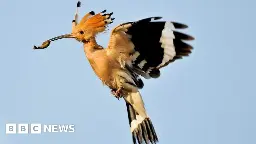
[83,37,103,54]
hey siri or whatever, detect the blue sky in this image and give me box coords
[1,0,255,144]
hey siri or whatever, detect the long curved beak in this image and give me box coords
[34,33,75,49]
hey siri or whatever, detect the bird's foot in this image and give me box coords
[111,88,123,100]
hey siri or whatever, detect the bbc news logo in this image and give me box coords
[6,123,75,134]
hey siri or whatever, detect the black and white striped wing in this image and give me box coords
[113,17,194,79]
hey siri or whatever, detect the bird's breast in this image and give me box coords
[87,53,120,88]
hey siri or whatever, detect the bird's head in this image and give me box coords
[71,10,114,43]
[34,9,114,49]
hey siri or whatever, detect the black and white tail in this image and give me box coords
[126,102,158,144]
[118,17,194,79]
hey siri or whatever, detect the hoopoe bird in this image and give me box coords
[34,1,194,144]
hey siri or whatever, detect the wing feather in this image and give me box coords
[107,17,194,79]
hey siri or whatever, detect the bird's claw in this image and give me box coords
[111,88,123,100]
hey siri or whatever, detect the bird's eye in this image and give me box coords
[79,31,84,34]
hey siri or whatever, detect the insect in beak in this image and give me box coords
[34,33,74,49]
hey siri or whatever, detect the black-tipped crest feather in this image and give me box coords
[77,1,81,7]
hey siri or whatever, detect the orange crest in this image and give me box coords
[75,11,114,35]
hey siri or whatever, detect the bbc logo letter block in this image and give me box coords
[6,123,42,134]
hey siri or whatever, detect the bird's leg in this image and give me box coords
[111,89,116,97]
[111,88,123,100]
